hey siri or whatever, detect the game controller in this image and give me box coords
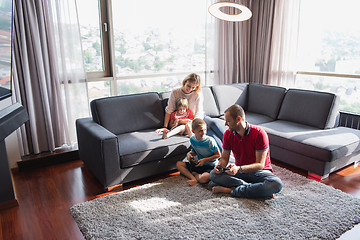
[190,156,199,165]
[217,166,231,171]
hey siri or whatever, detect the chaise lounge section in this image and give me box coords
[204,83,360,180]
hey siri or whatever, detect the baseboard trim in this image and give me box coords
[17,149,79,171]
[0,199,18,210]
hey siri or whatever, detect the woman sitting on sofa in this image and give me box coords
[156,73,204,134]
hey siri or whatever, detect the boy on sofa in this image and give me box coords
[162,97,194,139]
[176,118,221,186]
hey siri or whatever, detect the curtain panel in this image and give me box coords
[268,0,301,87]
[12,0,89,155]
[214,0,275,85]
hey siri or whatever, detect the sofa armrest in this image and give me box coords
[76,118,121,188]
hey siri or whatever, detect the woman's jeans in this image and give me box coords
[210,169,283,198]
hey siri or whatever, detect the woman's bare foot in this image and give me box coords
[162,129,169,139]
[186,179,198,186]
[212,186,231,194]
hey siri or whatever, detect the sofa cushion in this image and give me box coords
[261,120,360,162]
[202,87,220,117]
[247,84,286,120]
[205,111,273,142]
[278,89,339,129]
[204,116,227,140]
[246,112,274,125]
[211,83,248,114]
[117,130,191,168]
[91,92,164,135]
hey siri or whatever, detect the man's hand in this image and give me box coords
[214,164,227,173]
[214,164,221,173]
[226,164,240,176]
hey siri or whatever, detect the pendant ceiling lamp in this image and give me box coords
[208,2,252,22]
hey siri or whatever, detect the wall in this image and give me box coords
[0,98,22,169]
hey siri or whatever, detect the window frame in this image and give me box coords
[296,71,360,80]
[81,0,211,92]
[84,0,113,80]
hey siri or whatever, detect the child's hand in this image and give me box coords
[155,127,166,133]
[174,119,179,126]
[187,152,193,161]
[196,159,205,167]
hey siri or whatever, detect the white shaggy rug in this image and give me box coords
[70,165,360,240]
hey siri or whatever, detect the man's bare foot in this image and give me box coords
[186,179,198,186]
[162,129,169,139]
[212,186,231,194]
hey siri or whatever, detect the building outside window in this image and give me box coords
[76,0,213,102]
[296,0,360,114]
[77,0,360,114]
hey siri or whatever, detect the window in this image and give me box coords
[0,0,12,97]
[77,0,111,78]
[77,0,212,99]
[112,0,207,76]
[296,0,360,114]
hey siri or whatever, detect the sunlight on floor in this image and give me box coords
[130,197,181,212]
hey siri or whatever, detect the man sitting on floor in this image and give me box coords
[210,104,283,198]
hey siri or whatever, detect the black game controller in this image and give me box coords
[190,157,199,165]
[217,166,231,171]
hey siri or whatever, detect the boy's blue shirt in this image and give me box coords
[190,135,219,166]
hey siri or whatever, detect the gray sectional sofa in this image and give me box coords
[76,83,360,190]
[204,83,360,180]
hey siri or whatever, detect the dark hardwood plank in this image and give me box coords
[0,159,359,240]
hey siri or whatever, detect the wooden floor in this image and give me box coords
[1,159,360,240]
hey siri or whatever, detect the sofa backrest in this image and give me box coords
[159,91,171,109]
[211,83,248,115]
[91,92,164,135]
[278,89,339,129]
[247,83,287,120]
[202,87,220,117]
[160,88,220,118]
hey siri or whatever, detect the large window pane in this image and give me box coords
[112,0,207,76]
[295,74,360,114]
[0,0,12,92]
[297,0,360,74]
[88,81,110,101]
[116,73,206,95]
[77,0,104,72]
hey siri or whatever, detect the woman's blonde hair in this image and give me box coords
[175,97,189,110]
[182,73,201,92]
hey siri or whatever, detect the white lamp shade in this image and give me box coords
[208,2,252,22]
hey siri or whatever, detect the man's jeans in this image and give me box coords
[210,169,283,198]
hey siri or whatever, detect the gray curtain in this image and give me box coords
[12,0,89,155]
[214,0,275,85]
[267,0,301,87]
